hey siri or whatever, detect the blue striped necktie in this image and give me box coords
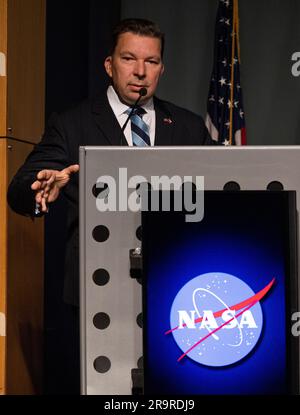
[126,106,150,147]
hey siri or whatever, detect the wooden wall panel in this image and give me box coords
[0,0,46,394]
[0,139,7,395]
[7,0,45,142]
[6,139,44,395]
[0,0,7,136]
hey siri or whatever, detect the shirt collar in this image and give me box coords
[107,85,154,116]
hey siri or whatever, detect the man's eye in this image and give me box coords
[122,57,133,61]
[147,60,159,65]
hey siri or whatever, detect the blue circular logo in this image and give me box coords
[170,272,263,367]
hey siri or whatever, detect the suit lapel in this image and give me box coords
[91,93,128,146]
[154,97,174,146]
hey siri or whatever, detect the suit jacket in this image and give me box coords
[7,91,213,305]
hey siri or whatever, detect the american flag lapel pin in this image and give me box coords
[163,117,173,124]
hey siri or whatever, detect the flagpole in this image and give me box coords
[235,0,241,62]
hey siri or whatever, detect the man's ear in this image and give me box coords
[160,64,165,76]
[104,56,113,78]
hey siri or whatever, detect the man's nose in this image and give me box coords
[134,60,146,78]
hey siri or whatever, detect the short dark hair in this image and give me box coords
[111,18,165,58]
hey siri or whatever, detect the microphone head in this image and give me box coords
[139,87,147,97]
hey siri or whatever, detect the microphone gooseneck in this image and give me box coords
[120,88,148,145]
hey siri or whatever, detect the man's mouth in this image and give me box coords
[129,84,148,89]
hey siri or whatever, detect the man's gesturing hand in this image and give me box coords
[31,164,79,212]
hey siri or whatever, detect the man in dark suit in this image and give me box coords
[7,18,212,393]
[8,18,212,305]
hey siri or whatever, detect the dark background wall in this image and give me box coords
[45,0,121,394]
[44,0,300,394]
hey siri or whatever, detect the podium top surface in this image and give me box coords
[80,145,300,152]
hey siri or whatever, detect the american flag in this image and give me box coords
[206,0,246,145]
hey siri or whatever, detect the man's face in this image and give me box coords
[104,32,164,105]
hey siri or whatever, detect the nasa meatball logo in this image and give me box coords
[167,272,275,367]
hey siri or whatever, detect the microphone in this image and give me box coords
[120,87,147,145]
[138,87,147,98]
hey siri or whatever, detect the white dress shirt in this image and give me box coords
[107,85,155,146]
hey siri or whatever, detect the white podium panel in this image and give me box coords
[79,146,300,395]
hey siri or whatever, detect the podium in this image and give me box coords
[79,146,300,395]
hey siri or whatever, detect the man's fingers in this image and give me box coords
[35,186,58,206]
[43,175,56,195]
[31,180,42,191]
[46,175,56,185]
[69,164,80,173]
[64,164,79,175]
[37,169,56,181]
[32,179,50,192]
[35,190,44,204]
[32,166,78,203]
[41,196,48,212]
